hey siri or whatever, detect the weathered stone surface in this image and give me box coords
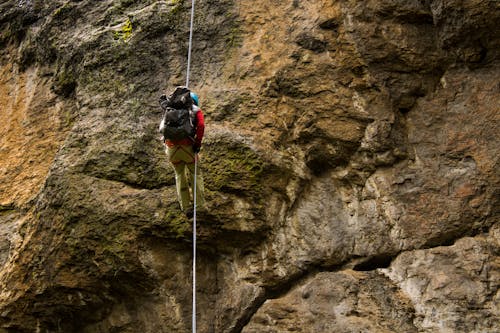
[0,0,498,332]
[382,224,500,332]
[0,63,73,207]
[243,270,418,333]
[242,226,500,333]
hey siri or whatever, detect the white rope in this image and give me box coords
[185,0,196,88]
[187,2,197,331]
[185,1,197,331]
[192,154,197,333]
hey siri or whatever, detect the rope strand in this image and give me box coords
[186,0,196,88]
[192,154,197,333]
[187,1,197,331]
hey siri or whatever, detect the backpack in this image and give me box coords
[159,87,197,140]
[160,86,193,110]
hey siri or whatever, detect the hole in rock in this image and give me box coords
[353,254,394,271]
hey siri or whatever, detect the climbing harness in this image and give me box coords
[185,1,197,332]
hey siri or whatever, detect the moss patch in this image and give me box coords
[225,26,243,49]
[113,18,134,42]
[203,138,265,201]
[0,204,15,215]
[53,3,75,20]
[162,0,185,31]
[52,70,77,97]
[164,209,191,238]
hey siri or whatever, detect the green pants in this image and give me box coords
[166,144,205,212]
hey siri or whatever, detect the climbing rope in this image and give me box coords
[185,1,197,332]
[192,155,197,333]
[185,0,196,88]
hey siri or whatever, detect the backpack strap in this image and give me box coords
[191,105,200,127]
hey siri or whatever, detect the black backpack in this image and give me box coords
[159,86,197,140]
[160,86,193,109]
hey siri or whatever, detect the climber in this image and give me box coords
[159,86,206,218]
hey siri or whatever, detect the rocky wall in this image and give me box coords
[0,0,498,332]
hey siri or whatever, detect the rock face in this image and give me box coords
[0,0,498,332]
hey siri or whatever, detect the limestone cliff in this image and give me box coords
[0,0,499,332]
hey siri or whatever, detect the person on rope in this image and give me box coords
[159,86,206,218]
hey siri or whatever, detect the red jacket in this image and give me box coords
[193,107,205,147]
[165,106,205,147]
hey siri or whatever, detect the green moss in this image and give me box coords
[122,19,133,38]
[53,70,77,97]
[63,109,75,127]
[203,140,265,200]
[163,0,184,30]
[0,18,27,47]
[169,0,183,7]
[226,26,243,49]
[113,18,133,42]
[53,2,74,19]
[164,209,191,238]
[0,204,14,215]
